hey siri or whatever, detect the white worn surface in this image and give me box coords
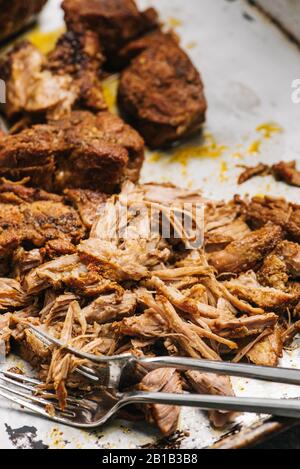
[256,0,300,43]
[1,0,300,449]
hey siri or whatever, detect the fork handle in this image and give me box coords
[124,391,300,419]
[138,356,300,386]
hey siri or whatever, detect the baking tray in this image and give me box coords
[1,0,300,450]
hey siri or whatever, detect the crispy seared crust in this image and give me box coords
[116,29,179,68]
[0,182,85,262]
[245,196,300,243]
[64,188,108,229]
[0,111,144,192]
[0,30,106,121]
[62,0,159,69]
[118,40,207,148]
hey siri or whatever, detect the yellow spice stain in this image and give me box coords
[26,27,66,54]
[256,122,283,139]
[148,152,161,163]
[168,17,183,28]
[232,152,243,159]
[247,140,262,155]
[102,75,119,113]
[186,41,197,50]
[170,133,228,166]
[219,161,228,182]
[50,427,66,449]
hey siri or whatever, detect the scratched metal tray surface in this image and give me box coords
[1,0,300,450]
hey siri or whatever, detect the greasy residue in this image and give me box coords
[247,139,262,155]
[147,133,228,175]
[50,427,68,449]
[256,122,283,139]
[170,133,228,166]
[26,27,65,54]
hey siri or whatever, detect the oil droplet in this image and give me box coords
[26,27,65,54]
[168,17,183,28]
[247,140,261,155]
[256,122,283,139]
[102,75,119,113]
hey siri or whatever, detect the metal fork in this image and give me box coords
[2,369,300,429]
[29,325,300,389]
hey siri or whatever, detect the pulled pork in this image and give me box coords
[1,182,300,436]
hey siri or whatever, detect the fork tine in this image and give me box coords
[0,382,77,416]
[0,371,89,407]
[0,388,79,427]
[28,325,131,363]
[0,370,42,386]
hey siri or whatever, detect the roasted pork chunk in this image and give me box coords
[245,196,300,243]
[118,39,207,148]
[0,30,106,121]
[0,182,85,267]
[209,224,283,275]
[62,0,159,69]
[0,111,144,192]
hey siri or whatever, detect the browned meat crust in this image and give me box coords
[0,30,106,121]
[238,163,270,185]
[116,29,179,68]
[245,196,300,243]
[64,189,108,229]
[0,0,47,43]
[0,182,85,262]
[272,161,300,188]
[0,111,144,192]
[118,40,207,148]
[209,224,283,275]
[62,0,159,69]
[246,326,283,367]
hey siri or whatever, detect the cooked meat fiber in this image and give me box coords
[209,224,283,275]
[139,368,182,436]
[0,182,85,262]
[245,196,300,243]
[0,30,106,121]
[118,40,207,148]
[238,163,270,185]
[186,371,235,428]
[246,326,283,367]
[3,182,300,436]
[0,0,46,43]
[64,189,108,229]
[62,0,159,69]
[0,111,144,192]
[237,161,300,187]
[272,161,300,188]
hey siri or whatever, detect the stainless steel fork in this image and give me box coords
[2,369,300,429]
[29,324,300,389]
